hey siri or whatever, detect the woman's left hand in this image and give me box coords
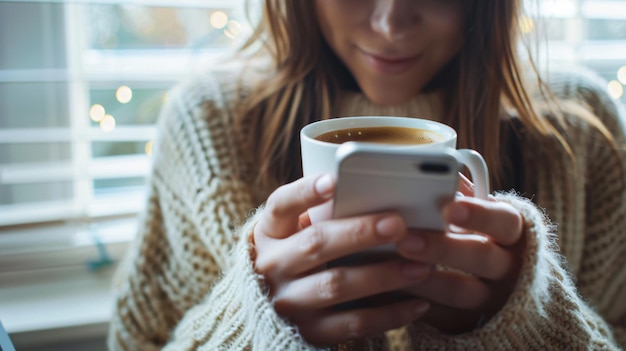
[396,176,525,334]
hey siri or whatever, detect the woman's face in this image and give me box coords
[314,0,465,105]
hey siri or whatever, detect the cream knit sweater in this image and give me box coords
[108,65,626,350]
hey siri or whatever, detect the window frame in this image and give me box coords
[0,2,246,341]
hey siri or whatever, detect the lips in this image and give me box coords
[358,48,420,74]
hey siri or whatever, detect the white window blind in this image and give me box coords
[0,0,246,229]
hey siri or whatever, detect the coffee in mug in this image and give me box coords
[314,126,444,145]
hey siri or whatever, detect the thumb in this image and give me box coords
[255,174,335,240]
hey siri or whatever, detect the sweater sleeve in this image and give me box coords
[404,193,621,350]
[161,209,329,351]
[107,72,326,350]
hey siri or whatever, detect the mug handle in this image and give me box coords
[450,148,490,200]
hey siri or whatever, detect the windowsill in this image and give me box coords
[0,265,117,349]
[0,217,135,349]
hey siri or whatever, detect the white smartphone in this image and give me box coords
[333,142,461,232]
[329,142,463,309]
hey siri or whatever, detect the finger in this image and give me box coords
[298,211,312,230]
[447,198,472,234]
[443,197,523,246]
[257,213,407,276]
[273,260,431,311]
[458,173,475,197]
[397,231,513,280]
[294,299,429,346]
[402,269,490,310]
[256,174,334,239]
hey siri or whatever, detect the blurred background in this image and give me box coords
[0,0,625,350]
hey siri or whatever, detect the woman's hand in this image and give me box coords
[396,176,525,334]
[253,174,431,346]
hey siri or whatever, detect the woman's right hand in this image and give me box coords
[252,174,431,346]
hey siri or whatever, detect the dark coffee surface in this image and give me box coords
[314,126,440,145]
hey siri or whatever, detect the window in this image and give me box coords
[0,0,246,227]
[529,0,626,101]
[0,0,246,343]
[0,1,247,242]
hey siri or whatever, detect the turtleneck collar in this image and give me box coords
[335,90,445,123]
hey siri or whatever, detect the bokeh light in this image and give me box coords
[607,80,624,99]
[145,141,153,156]
[116,85,133,104]
[224,20,242,39]
[100,114,117,132]
[210,11,228,29]
[617,66,626,85]
[519,16,535,34]
[89,104,106,122]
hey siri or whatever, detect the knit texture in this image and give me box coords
[108,65,626,350]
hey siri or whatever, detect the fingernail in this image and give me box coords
[402,263,429,279]
[376,216,402,237]
[448,202,470,224]
[449,224,466,233]
[401,235,425,253]
[315,174,334,198]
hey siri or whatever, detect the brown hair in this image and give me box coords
[234,0,615,190]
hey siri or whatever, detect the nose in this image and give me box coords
[371,0,419,42]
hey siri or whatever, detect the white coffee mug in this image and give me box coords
[300,116,490,223]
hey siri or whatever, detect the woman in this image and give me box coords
[108,0,626,350]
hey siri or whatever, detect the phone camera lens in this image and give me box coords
[419,162,450,174]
